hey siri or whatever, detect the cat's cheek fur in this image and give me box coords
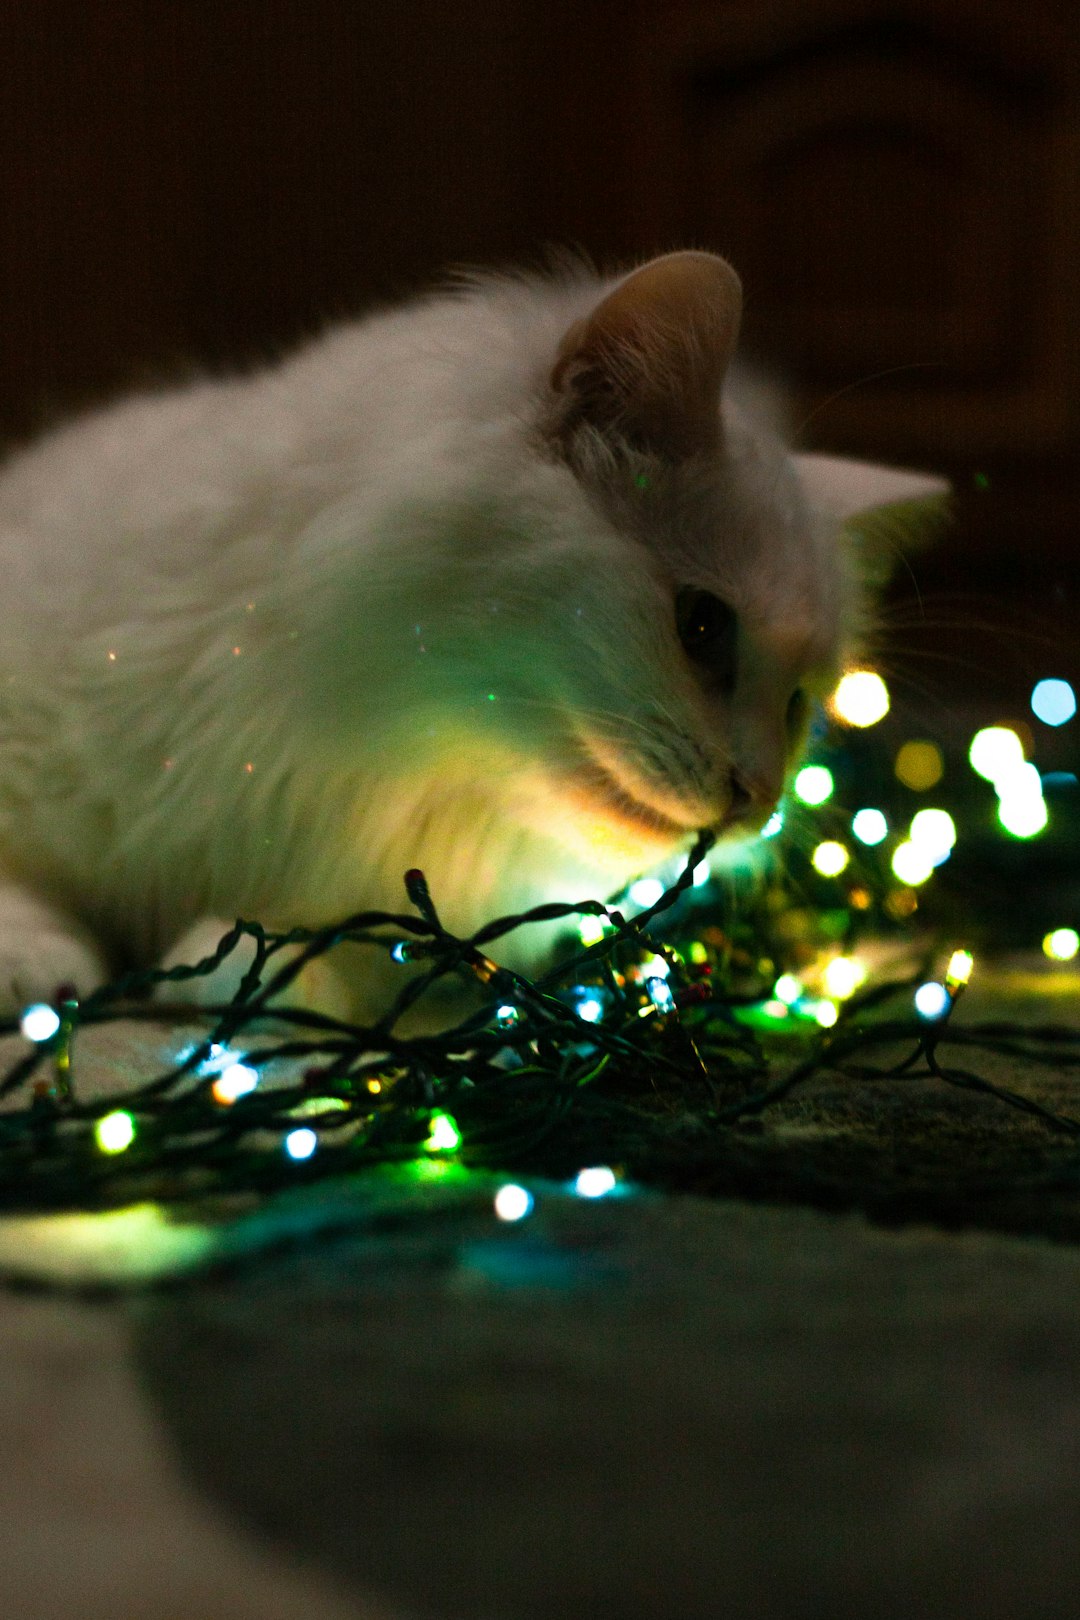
[0,885,108,1014]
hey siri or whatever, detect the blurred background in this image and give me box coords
[2,0,1078,713]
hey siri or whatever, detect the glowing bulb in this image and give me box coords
[496,1004,518,1027]
[1043,928,1079,962]
[211,1062,259,1105]
[761,810,784,838]
[811,840,849,877]
[894,740,944,791]
[914,982,950,1020]
[969,726,1024,784]
[946,950,974,986]
[284,1127,317,1161]
[20,1004,61,1043]
[578,915,608,947]
[494,1184,534,1221]
[95,1110,135,1154]
[909,808,956,865]
[813,1000,839,1028]
[774,973,803,1005]
[424,1111,462,1153]
[851,808,888,846]
[629,877,664,909]
[646,977,675,1013]
[891,841,935,885]
[833,670,890,727]
[576,996,604,1023]
[997,794,1048,838]
[763,999,788,1019]
[692,860,711,887]
[823,956,866,999]
[793,765,834,806]
[574,1165,617,1198]
[1031,679,1076,727]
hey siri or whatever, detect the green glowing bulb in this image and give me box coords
[424,1111,462,1153]
[95,1110,135,1154]
[997,794,1048,838]
[793,765,834,806]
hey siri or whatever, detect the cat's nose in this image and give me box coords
[726,767,779,828]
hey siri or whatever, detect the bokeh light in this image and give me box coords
[969,726,1025,785]
[891,841,935,885]
[761,809,784,838]
[574,1166,617,1198]
[20,1004,61,1043]
[1031,679,1076,727]
[832,670,890,727]
[914,982,950,1020]
[1043,928,1079,962]
[894,740,944,791]
[793,765,834,806]
[909,808,956,865]
[774,973,803,1005]
[284,1127,318,1161]
[494,1184,534,1221]
[946,950,974,986]
[95,1110,136,1154]
[851,808,888,846]
[823,956,866,999]
[811,840,849,877]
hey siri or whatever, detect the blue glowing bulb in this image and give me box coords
[914,982,950,1020]
[1031,679,1077,727]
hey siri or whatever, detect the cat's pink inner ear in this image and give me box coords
[551,251,742,460]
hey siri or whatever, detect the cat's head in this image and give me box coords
[345,252,947,901]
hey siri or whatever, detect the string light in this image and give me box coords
[891,841,935,885]
[424,1112,462,1153]
[793,765,834,806]
[1043,929,1079,962]
[1031,679,1076,727]
[832,670,890,727]
[19,1004,61,1043]
[284,1127,317,1161]
[909,808,956,865]
[95,1111,136,1154]
[852,808,888,846]
[811,840,849,877]
[895,740,944,791]
[946,950,974,987]
[629,877,665,909]
[914,982,950,1020]
[494,1184,534,1221]
[574,1166,617,1198]
[774,974,803,1005]
[969,727,1024,785]
[211,1062,259,1105]
[823,956,866,999]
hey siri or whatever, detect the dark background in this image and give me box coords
[2,0,1078,704]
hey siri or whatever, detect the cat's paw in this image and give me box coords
[0,888,108,1017]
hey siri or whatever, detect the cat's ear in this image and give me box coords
[795,452,951,584]
[550,251,742,461]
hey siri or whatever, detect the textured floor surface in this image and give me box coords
[4,968,1080,1619]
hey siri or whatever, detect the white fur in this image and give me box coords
[0,258,942,1017]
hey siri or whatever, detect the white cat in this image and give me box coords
[0,251,943,1020]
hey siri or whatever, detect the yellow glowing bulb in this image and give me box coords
[946,949,974,985]
[894,740,944,791]
[95,1110,135,1154]
[832,670,890,727]
[1043,929,1079,962]
[811,840,849,877]
[891,841,935,886]
[823,956,866,999]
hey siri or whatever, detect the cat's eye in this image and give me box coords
[675,587,737,689]
[786,688,809,739]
